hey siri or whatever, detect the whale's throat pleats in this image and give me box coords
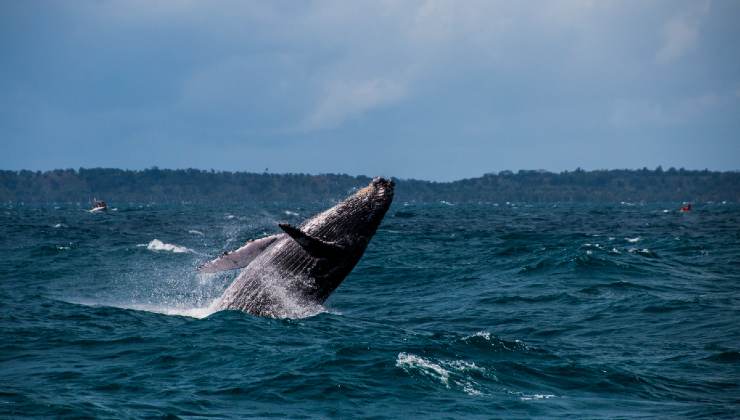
[278,223,345,259]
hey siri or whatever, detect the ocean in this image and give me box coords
[1,201,738,418]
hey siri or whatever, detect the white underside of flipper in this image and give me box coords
[198,234,281,273]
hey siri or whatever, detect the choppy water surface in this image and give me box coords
[1,202,739,418]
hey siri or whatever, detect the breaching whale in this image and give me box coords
[199,177,394,317]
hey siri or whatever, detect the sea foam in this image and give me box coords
[141,239,193,254]
[396,352,485,395]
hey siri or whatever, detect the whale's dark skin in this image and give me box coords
[205,177,394,317]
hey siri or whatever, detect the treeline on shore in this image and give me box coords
[0,167,738,204]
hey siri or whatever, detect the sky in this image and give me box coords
[1,0,739,181]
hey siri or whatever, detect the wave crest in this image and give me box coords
[141,239,193,253]
[396,352,489,395]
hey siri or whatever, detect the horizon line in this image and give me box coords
[2,166,739,184]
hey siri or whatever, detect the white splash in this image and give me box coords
[53,223,66,228]
[188,230,204,236]
[70,299,221,319]
[396,352,450,386]
[625,237,641,243]
[121,302,219,319]
[396,352,487,395]
[446,360,486,373]
[261,280,327,319]
[239,267,327,319]
[464,331,492,341]
[520,394,556,401]
[141,239,193,253]
[284,210,299,217]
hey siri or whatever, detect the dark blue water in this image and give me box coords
[1,201,739,418]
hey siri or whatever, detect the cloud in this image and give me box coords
[2,0,739,177]
[294,0,617,130]
[303,78,407,130]
[656,0,711,63]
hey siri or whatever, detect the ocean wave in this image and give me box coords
[478,293,576,306]
[458,332,554,359]
[396,352,450,386]
[627,247,657,257]
[517,252,634,275]
[641,299,693,314]
[30,244,74,257]
[570,253,643,270]
[461,331,531,351]
[139,239,193,253]
[704,351,740,363]
[395,352,485,395]
[67,298,219,319]
[118,302,218,319]
[518,393,556,401]
[579,280,655,295]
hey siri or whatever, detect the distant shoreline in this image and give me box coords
[1,167,738,203]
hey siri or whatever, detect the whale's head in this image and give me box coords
[303,177,395,242]
[345,176,395,235]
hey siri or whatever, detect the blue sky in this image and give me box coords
[1,0,739,180]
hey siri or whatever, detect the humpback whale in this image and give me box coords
[199,177,394,317]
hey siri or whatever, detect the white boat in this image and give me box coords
[90,199,108,212]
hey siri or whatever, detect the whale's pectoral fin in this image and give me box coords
[197,234,280,273]
[278,223,344,259]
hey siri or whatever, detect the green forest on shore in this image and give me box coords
[1,167,738,204]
